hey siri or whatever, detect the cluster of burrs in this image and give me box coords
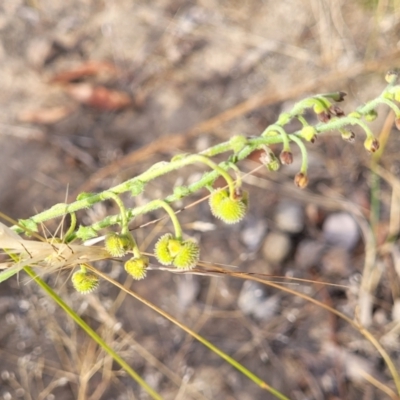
[70,154,251,293]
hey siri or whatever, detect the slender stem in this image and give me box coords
[262,124,290,151]
[107,192,129,234]
[148,200,183,240]
[289,134,308,173]
[376,98,400,116]
[188,154,236,198]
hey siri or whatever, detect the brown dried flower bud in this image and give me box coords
[329,105,345,117]
[317,111,331,123]
[279,150,293,165]
[294,172,309,189]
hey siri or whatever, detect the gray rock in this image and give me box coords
[238,281,279,321]
[240,216,268,251]
[262,231,292,264]
[322,212,359,250]
[176,275,200,310]
[295,239,326,270]
[320,247,350,276]
[275,200,305,234]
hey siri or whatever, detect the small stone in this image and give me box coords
[275,201,304,234]
[295,240,326,270]
[322,213,359,250]
[320,247,350,276]
[176,275,200,310]
[237,281,279,321]
[240,216,268,251]
[262,231,291,264]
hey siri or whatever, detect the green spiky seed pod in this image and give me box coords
[125,256,149,280]
[71,269,99,294]
[173,240,200,270]
[364,136,380,153]
[154,234,200,269]
[154,233,175,265]
[105,233,133,257]
[301,126,317,143]
[209,188,248,224]
[364,109,378,122]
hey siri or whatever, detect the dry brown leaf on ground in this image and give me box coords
[17,106,74,125]
[64,83,131,111]
[49,60,118,84]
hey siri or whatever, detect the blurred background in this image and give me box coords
[0,1,400,399]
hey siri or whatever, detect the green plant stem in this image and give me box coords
[12,85,397,239]
[376,98,400,116]
[288,134,308,173]
[23,266,163,400]
[262,124,291,151]
[148,200,183,240]
[184,154,237,198]
[107,192,129,234]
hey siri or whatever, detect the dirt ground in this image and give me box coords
[1,1,400,399]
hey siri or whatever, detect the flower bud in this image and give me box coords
[316,111,331,123]
[340,129,355,143]
[385,70,399,84]
[294,172,309,189]
[279,150,293,165]
[329,105,345,117]
[364,136,380,153]
[125,256,149,280]
[364,109,378,122]
[209,188,248,224]
[301,126,317,143]
[348,111,361,119]
[71,269,99,294]
[105,233,133,257]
